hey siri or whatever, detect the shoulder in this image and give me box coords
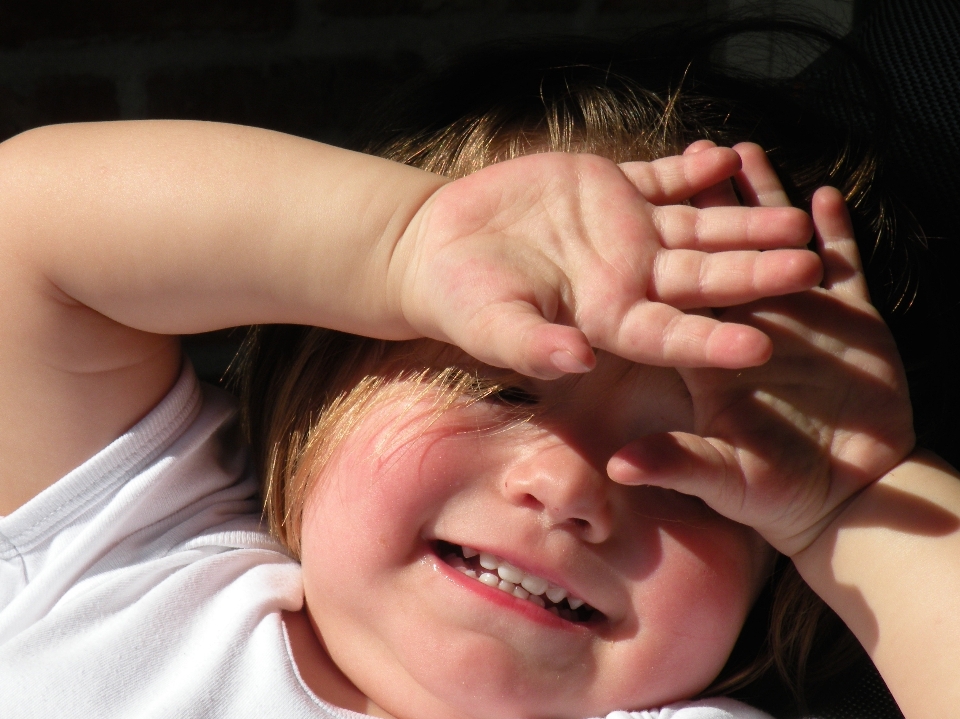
[0,363,288,638]
[0,366,320,717]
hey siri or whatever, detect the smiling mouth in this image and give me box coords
[434,540,604,624]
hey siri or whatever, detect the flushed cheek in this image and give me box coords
[298,403,514,630]
[304,410,476,556]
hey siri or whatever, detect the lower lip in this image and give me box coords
[431,552,584,631]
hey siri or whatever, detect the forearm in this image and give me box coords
[0,120,446,337]
[792,451,960,718]
[0,120,446,512]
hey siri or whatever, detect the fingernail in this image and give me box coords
[606,456,637,483]
[549,350,591,374]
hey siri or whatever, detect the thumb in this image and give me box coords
[452,301,596,379]
[607,432,750,521]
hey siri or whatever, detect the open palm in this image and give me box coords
[392,149,819,379]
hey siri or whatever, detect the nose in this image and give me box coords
[501,442,614,543]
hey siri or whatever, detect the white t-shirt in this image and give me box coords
[0,364,772,719]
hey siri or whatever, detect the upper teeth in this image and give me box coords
[451,546,584,611]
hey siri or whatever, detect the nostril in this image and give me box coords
[571,518,589,529]
[521,493,544,511]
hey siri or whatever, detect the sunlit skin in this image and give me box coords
[288,346,774,719]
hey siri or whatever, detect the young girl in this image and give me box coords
[0,43,957,719]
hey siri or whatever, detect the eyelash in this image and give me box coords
[488,386,539,407]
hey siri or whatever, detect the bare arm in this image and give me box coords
[0,120,446,512]
[793,452,960,718]
[0,121,818,514]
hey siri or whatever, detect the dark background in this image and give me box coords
[0,0,862,383]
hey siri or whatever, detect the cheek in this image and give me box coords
[298,403,500,627]
[612,522,769,702]
[300,411,451,576]
[296,412,457,691]
[656,530,758,641]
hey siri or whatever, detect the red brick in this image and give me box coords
[0,0,296,48]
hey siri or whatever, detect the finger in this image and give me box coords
[608,302,772,368]
[732,142,791,207]
[684,140,741,208]
[653,204,813,250]
[607,431,750,522]
[650,248,823,308]
[619,146,741,205]
[684,139,718,154]
[458,301,596,379]
[812,186,870,301]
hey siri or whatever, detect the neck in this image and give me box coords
[282,609,396,719]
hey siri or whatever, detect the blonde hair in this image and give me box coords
[238,42,885,710]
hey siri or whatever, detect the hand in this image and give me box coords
[608,185,915,556]
[391,147,820,379]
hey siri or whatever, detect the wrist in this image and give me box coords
[787,450,960,717]
[382,174,452,342]
[790,449,922,575]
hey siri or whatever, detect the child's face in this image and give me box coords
[299,344,772,719]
